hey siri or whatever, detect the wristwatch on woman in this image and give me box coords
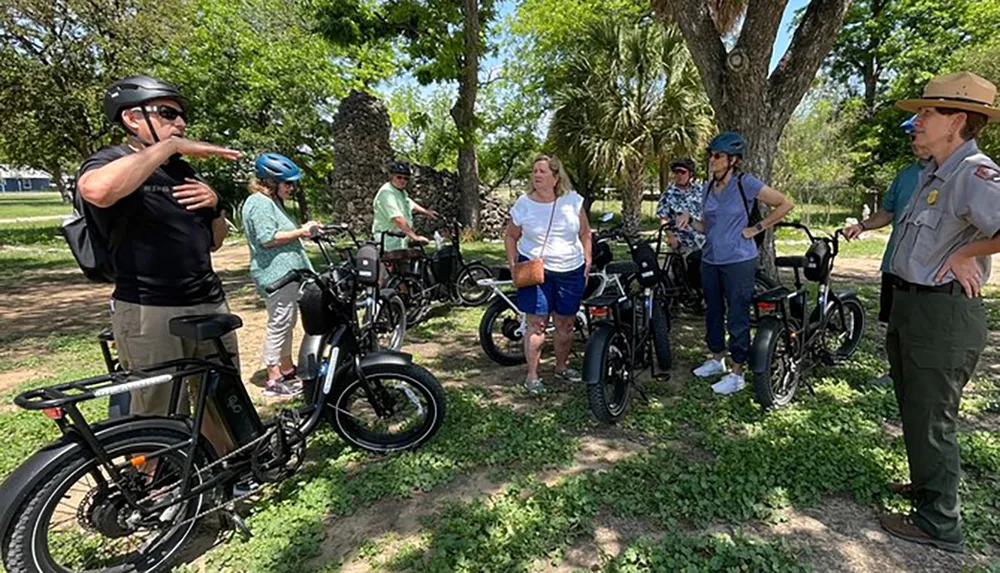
[754,222,763,234]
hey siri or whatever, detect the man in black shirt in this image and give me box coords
[77,76,242,454]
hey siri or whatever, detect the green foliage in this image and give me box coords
[549,19,712,230]
[948,36,1000,159]
[774,87,863,222]
[386,85,460,171]
[419,477,597,571]
[0,0,183,186]
[824,0,1000,192]
[204,389,580,572]
[607,533,808,573]
[318,0,499,88]
[164,0,390,210]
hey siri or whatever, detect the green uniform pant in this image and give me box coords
[885,286,987,544]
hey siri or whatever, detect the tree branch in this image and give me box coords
[735,0,788,76]
[653,0,727,106]
[768,0,853,127]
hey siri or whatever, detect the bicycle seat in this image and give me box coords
[583,294,626,307]
[97,327,114,342]
[492,266,512,281]
[382,248,424,262]
[605,261,639,275]
[169,314,243,341]
[775,256,807,269]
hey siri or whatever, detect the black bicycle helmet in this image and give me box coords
[103,76,188,126]
[388,160,412,176]
[669,157,696,174]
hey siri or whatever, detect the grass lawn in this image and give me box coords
[0,191,70,219]
[0,215,996,572]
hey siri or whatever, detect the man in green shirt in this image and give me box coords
[372,161,438,251]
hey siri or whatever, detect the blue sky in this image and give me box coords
[772,0,812,71]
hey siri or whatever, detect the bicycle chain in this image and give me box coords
[145,425,282,530]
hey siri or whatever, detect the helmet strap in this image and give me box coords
[140,107,161,144]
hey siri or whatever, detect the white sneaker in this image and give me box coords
[712,373,746,395]
[693,358,727,378]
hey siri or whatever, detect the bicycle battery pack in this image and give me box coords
[209,370,265,444]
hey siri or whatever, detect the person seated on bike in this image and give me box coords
[505,154,592,394]
[676,132,793,396]
[657,157,705,287]
[76,76,241,455]
[372,160,439,252]
[241,153,320,398]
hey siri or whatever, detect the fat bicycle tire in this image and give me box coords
[4,424,216,573]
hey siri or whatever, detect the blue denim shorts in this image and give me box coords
[515,256,586,317]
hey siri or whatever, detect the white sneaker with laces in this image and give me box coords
[712,373,746,395]
[693,358,727,378]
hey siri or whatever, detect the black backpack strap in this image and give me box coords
[76,145,140,254]
[737,172,752,222]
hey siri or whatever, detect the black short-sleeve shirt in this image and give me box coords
[78,144,224,306]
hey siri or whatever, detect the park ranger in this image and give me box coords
[879,71,1000,553]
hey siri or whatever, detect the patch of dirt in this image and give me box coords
[309,470,503,571]
[0,368,40,395]
[753,498,986,573]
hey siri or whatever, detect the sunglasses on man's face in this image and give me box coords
[139,105,187,122]
[672,169,689,176]
[709,152,728,161]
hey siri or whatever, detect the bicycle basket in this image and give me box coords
[355,242,380,286]
[431,245,458,283]
[629,241,660,288]
[804,240,832,283]
[298,278,341,335]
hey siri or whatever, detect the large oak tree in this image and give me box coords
[653,0,852,274]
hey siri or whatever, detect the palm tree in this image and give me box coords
[550,20,713,234]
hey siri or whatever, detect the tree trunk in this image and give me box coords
[621,166,644,236]
[658,156,670,194]
[657,0,853,280]
[50,164,71,203]
[451,0,481,230]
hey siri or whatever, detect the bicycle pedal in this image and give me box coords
[222,509,253,540]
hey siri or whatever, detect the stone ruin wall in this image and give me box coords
[324,89,509,239]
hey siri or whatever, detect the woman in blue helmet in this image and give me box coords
[676,132,794,396]
[242,152,319,397]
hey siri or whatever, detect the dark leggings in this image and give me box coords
[701,258,757,364]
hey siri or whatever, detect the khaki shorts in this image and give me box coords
[111,299,241,452]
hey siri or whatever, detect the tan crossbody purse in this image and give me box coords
[512,198,557,288]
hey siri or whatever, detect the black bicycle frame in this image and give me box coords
[752,222,845,362]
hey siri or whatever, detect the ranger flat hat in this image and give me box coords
[896,72,1000,123]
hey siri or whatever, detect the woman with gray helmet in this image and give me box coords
[676,131,793,396]
[242,152,319,397]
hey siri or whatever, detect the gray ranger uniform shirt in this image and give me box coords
[890,139,1000,286]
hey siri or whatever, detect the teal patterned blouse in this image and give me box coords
[241,192,314,294]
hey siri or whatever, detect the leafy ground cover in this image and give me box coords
[0,215,996,572]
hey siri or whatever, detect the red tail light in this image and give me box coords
[757,302,777,312]
[589,307,609,318]
[43,408,64,419]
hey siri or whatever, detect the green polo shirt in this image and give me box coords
[372,181,416,251]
